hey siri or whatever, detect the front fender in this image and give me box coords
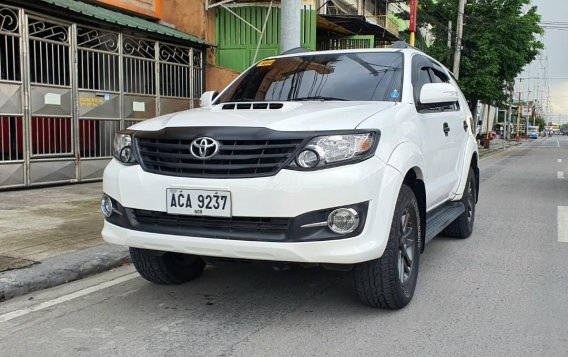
[385,141,425,180]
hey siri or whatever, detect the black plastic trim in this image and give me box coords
[105,196,368,242]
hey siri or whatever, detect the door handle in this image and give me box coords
[443,122,450,136]
[463,120,468,132]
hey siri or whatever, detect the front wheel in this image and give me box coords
[130,248,205,285]
[353,184,421,309]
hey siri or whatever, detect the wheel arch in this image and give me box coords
[403,167,426,253]
[386,142,427,253]
[470,152,479,203]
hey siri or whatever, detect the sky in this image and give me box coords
[518,0,568,123]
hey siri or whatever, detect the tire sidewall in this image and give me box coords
[390,185,421,302]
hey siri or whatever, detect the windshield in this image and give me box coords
[216,52,403,103]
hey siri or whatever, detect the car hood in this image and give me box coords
[128,101,397,132]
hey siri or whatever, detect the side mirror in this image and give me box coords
[200,91,218,107]
[418,83,458,110]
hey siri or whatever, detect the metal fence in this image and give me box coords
[0,4,204,189]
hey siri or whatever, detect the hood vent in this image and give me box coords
[222,102,284,110]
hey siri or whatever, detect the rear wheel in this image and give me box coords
[354,184,421,309]
[130,248,205,285]
[443,167,476,238]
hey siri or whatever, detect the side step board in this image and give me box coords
[425,202,465,243]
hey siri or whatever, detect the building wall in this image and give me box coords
[161,0,216,45]
[206,65,240,93]
[216,5,317,72]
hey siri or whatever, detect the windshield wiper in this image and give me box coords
[291,96,348,102]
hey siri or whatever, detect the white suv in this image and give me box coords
[101,45,479,309]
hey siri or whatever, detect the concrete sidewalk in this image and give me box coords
[478,138,524,158]
[0,182,129,301]
[0,138,526,302]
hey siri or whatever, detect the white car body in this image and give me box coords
[102,47,478,265]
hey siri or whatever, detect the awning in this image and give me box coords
[318,15,399,42]
[9,0,209,47]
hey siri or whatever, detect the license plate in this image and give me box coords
[166,189,231,217]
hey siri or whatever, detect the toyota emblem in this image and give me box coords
[190,137,220,160]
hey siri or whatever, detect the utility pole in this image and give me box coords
[516,92,522,141]
[484,105,492,149]
[447,20,453,63]
[453,0,466,79]
[447,21,452,48]
[507,88,513,141]
[280,0,301,53]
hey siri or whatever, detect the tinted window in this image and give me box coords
[217,52,404,103]
[429,68,449,83]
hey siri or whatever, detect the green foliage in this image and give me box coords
[535,118,546,131]
[403,0,543,108]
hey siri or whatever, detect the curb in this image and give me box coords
[479,141,523,159]
[0,244,131,302]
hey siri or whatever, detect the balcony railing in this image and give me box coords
[368,15,399,37]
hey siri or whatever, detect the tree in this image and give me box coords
[400,0,544,113]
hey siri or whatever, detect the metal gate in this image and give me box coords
[0,4,204,189]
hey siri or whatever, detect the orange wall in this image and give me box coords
[206,65,240,92]
[161,0,216,46]
[96,0,162,19]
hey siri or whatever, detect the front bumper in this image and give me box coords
[102,156,404,264]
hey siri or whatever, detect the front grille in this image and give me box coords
[130,209,291,241]
[135,129,306,178]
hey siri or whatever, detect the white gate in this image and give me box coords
[0,4,204,189]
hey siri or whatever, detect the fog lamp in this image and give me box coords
[101,194,113,218]
[327,208,359,234]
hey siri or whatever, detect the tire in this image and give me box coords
[130,248,205,285]
[354,184,421,309]
[442,167,476,238]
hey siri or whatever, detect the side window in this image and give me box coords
[413,66,432,103]
[429,68,448,83]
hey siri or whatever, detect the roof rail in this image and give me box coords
[281,47,313,55]
[392,41,419,50]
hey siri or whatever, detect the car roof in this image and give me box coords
[271,47,424,59]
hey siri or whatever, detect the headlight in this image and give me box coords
[113,131,137,165]
[290,131,379,170]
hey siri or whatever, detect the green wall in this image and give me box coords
[216,6,316,72]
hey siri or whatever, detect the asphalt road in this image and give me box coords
[2,137,568,356]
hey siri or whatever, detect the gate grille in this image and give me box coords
[0,4,205,189]
[0,116,23,161]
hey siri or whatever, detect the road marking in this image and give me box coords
[558,159,563,163]
[558,171,564,179]
[558,207,568,243]
[0,273,139,323]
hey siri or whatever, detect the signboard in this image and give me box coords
[96,0,162,19]
[409,0,417,33]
